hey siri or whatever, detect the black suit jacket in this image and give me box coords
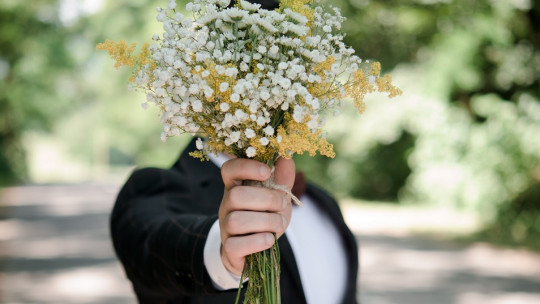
[111,139,359,303]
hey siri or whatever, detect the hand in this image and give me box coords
[218,157,295,276]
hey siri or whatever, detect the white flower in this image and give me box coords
[249,101,260,113]
[220,82,229,92]
[263,125,274,136]
[269,45,279,55]
[260,137,269,146]
[201,70,210,77]
[256,116,266,126]
[246,146,256,158]
[257,45,267,54]
[225,67,238,77]
[173,116,187,127]
[252,15,278,33]
[216,65,225,75]
[323,25,332,32]
[278,78,291,89]
[278,62,288,70]
[284,8,308,25]
[276,135,282,143]
[286,23,308,36]
[217,0,231,7]
[157,11,166,22]
[223,7,246,22]
[204,86,214,98]
[245,128,256,138]
[286,89,297,98]
[235,109,248,121]
[220,102,230,112]
[229,131,241,143]
[189,84,199,95]
[307,119,318,129]
[196,138,204,150]
[230,93,240,102]
[191,99,203,112]
[240,0,260,11]
[240,62,249,72]
[293,105,307,122]
[197,11,218,25]
[260,90,270,101]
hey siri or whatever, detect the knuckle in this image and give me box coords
[225,212,241,232]
[227,187,243,208]
[265,214,284,234]
[220,161,231,179]
[276,215,287,233]
[223,239,235,256]
[273,191,285,209]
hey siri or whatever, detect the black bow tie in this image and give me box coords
[292,171,306,198]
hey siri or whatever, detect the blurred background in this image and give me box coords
[1,0,539,303]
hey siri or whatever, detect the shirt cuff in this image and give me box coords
[203,219,244,290]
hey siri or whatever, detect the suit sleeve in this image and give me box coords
[110,167,220,299]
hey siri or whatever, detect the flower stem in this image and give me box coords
[235,238,280,304]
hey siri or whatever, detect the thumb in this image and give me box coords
[272,157,295,190]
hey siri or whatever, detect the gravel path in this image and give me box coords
[1,184,539,304]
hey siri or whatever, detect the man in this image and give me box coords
[111,138,358,303]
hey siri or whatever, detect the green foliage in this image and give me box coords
[0,0,193,185]
[0,1,74,184]
[298,0,540,249]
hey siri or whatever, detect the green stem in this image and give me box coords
[234,234,281,304]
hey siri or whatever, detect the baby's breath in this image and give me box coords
[97,0,401,166]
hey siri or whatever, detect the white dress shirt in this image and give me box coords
[203,153,348,303]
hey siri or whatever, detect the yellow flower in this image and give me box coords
[96,40,156,84]
[276,113,335,159]
[96,39,137,69]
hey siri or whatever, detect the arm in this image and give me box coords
[111,167,219,298]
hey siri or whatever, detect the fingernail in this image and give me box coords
[265,233,274,246]
[282,215,287,228]
[282,195,288,209]
[259,165,270,177]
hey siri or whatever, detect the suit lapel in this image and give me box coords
[278,234,307,303]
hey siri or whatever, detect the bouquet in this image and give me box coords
[97,0,400,302]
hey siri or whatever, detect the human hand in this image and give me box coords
[218,157,295,276]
